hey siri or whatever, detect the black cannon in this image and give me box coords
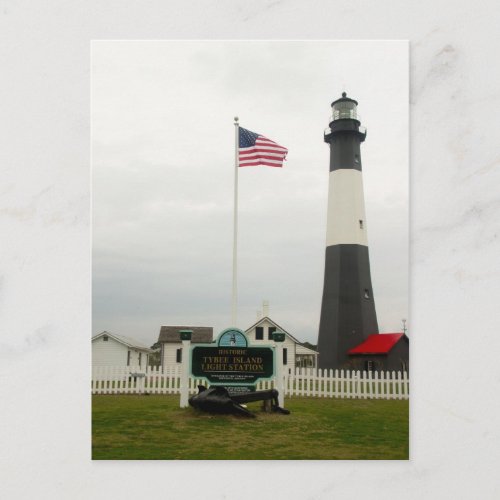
[188,385,290,418]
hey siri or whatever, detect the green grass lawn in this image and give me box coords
[92,395,408,460]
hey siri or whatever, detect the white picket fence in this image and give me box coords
[92,366,409,400]
[281,367,409,400]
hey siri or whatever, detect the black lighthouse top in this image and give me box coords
[324,92,366,144]
[324,92,367,171]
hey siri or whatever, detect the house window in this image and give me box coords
[255,327,263,340]
[268,326,276,340]
[364,289,370,299]
[127,350,131,366]
[359,219,363,229]
[138,353,142,367]
[283,348,288,365]
[176,348,182,363]
[103,335,108,341]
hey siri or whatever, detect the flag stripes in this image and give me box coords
[238,127,288,168]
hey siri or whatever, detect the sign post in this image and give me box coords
[179,330,192,408]
[273,331,286,407]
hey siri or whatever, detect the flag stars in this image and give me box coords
[237,126,288,168]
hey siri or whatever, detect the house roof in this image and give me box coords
[348,333,406,355]
[158,326,213,344]
[296,343,318,356]
[92,331,153,352]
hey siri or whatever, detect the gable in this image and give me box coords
[92,334,125,349]
[245,317,302,345]
[92,331,152,352]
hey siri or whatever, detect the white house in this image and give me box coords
[156,317,317,372]
[244,317,318,373]
[92,331,153,368]
[157,326,214,369]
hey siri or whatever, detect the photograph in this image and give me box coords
[91,40,409,460]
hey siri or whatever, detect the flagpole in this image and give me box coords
[232,116,239,326]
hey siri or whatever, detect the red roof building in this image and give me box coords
[347,333,409,372]
[348,333,404,355]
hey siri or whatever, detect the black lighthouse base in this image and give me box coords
[317,244,379,370]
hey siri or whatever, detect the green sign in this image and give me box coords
[190,328,274,386]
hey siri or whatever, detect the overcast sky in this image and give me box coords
[92,40,408,347]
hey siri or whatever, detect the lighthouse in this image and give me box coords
[317,93,379,370]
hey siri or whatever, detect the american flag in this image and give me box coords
[238,127,288,168]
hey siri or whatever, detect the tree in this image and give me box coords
[149,342,162,367]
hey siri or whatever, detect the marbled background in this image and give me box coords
[1,1,499,499]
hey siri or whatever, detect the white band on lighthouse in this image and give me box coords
[325,169,368,247]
